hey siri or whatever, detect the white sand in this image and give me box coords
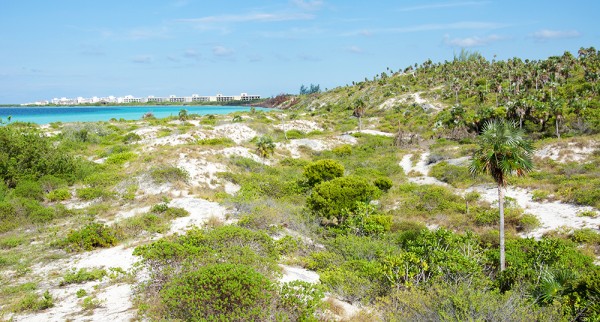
[399,152,600,239]
[274,120,323,133]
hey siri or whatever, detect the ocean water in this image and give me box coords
[0,105,267,124]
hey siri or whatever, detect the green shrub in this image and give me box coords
[374,177,393,192]
[571,229,600,245]
[285,129,305,139]
[0,125,79,187]
[46,188,71,201]
[76,289,87,298]
[12,290,54,312]
[60,268,107,286]
[58,223,119,252]
[122,132,141,144]
[303,159,345,187]
[76,187,114,200]
[196,137,235,146]
[14,180,44,201]
[105,151,137,165]
[0,234,26,249]
[307,176,379,220]
[150,166,189,184]
[429,161,474,188]
[332,144,352,156]
[160,264,275,321]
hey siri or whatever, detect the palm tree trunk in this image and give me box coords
[358,116,362,132]
[555,118,560,139]
[498,184,506,271]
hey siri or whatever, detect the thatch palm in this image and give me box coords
[470,120,534,271]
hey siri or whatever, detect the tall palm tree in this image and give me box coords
[470,120,534,271]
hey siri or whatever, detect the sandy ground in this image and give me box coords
[399,152,600,239]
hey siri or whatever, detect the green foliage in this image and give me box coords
[12,290,54,312]
[196,137,235,146]
[429,161,476,188]
[121,132,141,144]
[373,177,393,192]
[0,125,79,187]
[332,144,352,156]
[105,151,137,165]
[307,175,379,220]
[76,187,115,200]
[0,234,26,249]
[256,135,276,158]
[303,159,345,187]
[13,180,44,201]
[60,268,107,286]
[57,223,119,252]
[150,166,189,184]
[160,264,275,321]
[46,188,71,201]
[76,289,87,298]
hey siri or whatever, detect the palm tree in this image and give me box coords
[470,120,534,271]
[353,98,366,131]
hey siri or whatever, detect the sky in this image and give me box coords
[0,1,598,104]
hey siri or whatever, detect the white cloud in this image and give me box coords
[177,12,314,24]
[291,0,324,11]
[444,34,506,47]
[183,49,201,60]
[531,29,581,40]
[398,1,490,12]
[346,45,364,54]
[131,55,153,64]
[128,27,169,40]
[345,21,509,36]
[213,46,234,57]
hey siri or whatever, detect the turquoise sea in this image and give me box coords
[0,105,268,124]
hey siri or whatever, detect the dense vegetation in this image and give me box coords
[0,48,599,321]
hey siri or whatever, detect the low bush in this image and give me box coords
[12,290,54,312]
[57,223,119,252]
[303,159,345,187]
[373,177,393,192]
[307,175,379,221]
[150,166,189,184]
[60,268,107,286]
[160,264,275,321]
[46,188,71,201]
[105,151,137,165]
[76,187,115,201]
[196,137,235,146]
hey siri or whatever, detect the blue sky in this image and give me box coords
[0,1,598,103]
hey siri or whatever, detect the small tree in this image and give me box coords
[353,98,366,131]
[470,120,534,271]
[178,109,188,121]
[256,136,275,158]
[303,159,344,187]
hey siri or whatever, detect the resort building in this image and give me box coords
[43,92,260,106]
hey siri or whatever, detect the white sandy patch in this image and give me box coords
[203,146,266,164]
[90,284,136,321]
[114,206,152,221]
[468,185,600,238]
[279,265,320,284]
[211,124,257,144]
[177,153,227,189]
[142,133,196,148]
[346,129,394,137]
[277,136,356,159]
[274,120,323,133]
[131,126,160,139]
[535,142,597,163]
[400,153,449,186]
[224,182,241,195]
[168,197,229,234]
